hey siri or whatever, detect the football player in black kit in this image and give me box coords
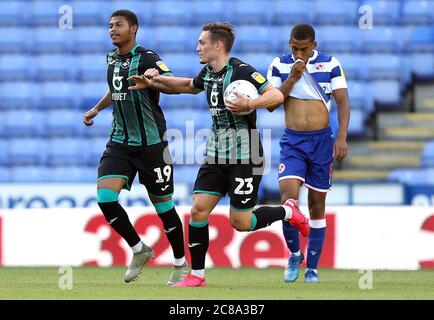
[128,22,309,287]
[82,10,189,285]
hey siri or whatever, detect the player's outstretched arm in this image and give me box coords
[82,89,111,126]
[128,69,201,95]
[225,84,284,114]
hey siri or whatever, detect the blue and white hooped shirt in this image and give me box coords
[267,50,347,112]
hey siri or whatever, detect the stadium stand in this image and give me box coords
[1,0,433,198]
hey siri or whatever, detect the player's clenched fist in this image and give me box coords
[82,108,98,126]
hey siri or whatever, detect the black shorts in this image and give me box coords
[193,157,264,210]
[98,141,173,198]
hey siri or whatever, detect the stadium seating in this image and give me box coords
[192,0,233,25]
[421,140,434,167]
[2,0,434,187]
[401,0,434,25]
[0,55,33,81]
[8,139,48,166]
[359,0,401,25]
[4,110,45,138]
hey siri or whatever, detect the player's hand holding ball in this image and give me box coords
[224,80,259,116]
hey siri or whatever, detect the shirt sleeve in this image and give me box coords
[141,50,172,75]
[192,66,207,91]
[266,57,283,88]
[330,56,347,90]
[232,63,269,93]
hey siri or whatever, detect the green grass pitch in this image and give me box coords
[0,267,433,300]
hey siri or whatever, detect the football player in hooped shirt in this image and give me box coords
[267,23,350,283]
[128,22,310,287]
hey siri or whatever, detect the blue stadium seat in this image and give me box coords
[154,27,197,53]
[409,53,434,80]
[362,27,403,53]
[74,27,112,54]
[110,1,154,25]
[164,109,206,130]
[403,26,434,53]
[314,0,359,25]
[332,54,368,80]
[40,82,79,109]
[372,80,401,107]
[161,54,201,77]
[261,166,279,195]
[0,55,34,81]
[4,110,45,137]
[317,26,362,53]
[232,1,272,25]
[31,1,63,27]
[34,27,74,54]
[192,0,232,25]
[51,166,97,182]
[159,92,205,110]
[235,26,278,53]
[87,137,109,165]
[82,109,113,138]
[136,28,157,50]
[154,1,193,26]
[71,0,111,26]
[34,55,77,81]
[48,138,87,166]
[0,1,29,27]
[78,81,109,109]
[0,140,8,166]
[347,108,365,136]
[0,82,40,110]
[272,1,314,25]
[0,167,10,182]
[11,166,51,183]
[8,139,48,166]
[422,140,434,167]
[346,81,374,116]
[235,53,276,77]
[77,54,107,81]
[46,110,83,136]
[367,54,401,80]
[388,168,434,185]
[0,28,31,54]
[359,0,401,25]
[173,165,199,185]
[401,0,434,25]
[256,109,285,138]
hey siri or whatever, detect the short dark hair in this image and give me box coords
[110,10,138,34]
[202,22,235,53]
[291,23,315,41]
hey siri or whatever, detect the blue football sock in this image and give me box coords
[306,219,326,270]
[282,220,300,254]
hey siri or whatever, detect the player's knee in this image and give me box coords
[190,204,210,221]
[230,216,250,232]
[308,202,325,219]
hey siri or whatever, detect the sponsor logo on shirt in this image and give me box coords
[156,61,169,72]
[251,72,266,84]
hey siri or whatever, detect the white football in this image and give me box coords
[224,80,260,115]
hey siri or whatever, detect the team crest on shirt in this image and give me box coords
[251,72,266,84]
[107,56,115,65]
[279,163,285,174]
[315,63,324,71]
[156,61,169,72]
[121,59,131,69]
